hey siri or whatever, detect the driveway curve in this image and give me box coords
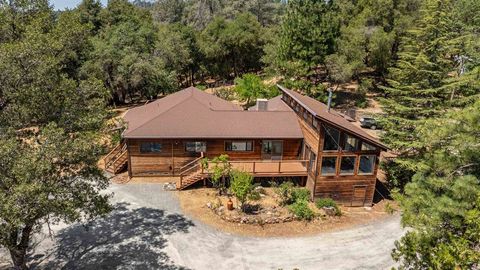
[1,183,403,270]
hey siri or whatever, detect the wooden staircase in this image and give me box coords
[104,142,128,174]
[178,153,208,190]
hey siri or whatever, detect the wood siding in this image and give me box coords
[284,93,381,206]
[128,138,302,177]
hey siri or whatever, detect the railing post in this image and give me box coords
[278,161,281,173]
[253,162,256,173]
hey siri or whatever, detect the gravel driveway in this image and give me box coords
[1,183,403,270]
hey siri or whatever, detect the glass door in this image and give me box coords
[262,140,283,160]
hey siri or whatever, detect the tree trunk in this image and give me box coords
[9,224,33,270]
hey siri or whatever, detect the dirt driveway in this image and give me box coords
[0,183,403,270]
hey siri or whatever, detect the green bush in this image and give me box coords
[288,200,315,220]
[315,198,341,216]
[292,188,311,202]
[274,182,295,206]
[229,169,254,212]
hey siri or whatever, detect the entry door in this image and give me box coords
[262,140,283,160]
[351,185,367,206]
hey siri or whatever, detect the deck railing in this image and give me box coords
[179,152,205,186]
[215,159,309,175]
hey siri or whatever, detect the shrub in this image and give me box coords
[229,169,254,212]
[288,200,315,221]
[292,188,311,202]
[315,198,341,216]
[274,182,295,206]
[385,201,395,214]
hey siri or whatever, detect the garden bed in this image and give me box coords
[177,187,397,237]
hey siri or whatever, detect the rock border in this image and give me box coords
[207,203,299,225]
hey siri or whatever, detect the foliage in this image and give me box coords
[206,154,231,190]
[379,0,480,188]
[288,199,315,221]
[274,182,312,208]
[315,198,341,216]
[274,181,295,206]
[0,2,111,268]
[392,100,480,269]
[291,188,311,202]
[276,0,339,70]
[229,169,255,212]
[234,73,278,106]
[213,87,236,101]
[199,13,265,78]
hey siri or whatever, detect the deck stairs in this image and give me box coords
[178,153,209,190]
[104,142,128,174]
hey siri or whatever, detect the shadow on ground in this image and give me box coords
[32,202,194,270]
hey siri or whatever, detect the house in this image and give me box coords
[104,86,387,206]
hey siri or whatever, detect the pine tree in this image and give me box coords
[392,100,480,269]
[379,0,476,188]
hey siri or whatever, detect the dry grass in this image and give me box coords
[177,187,394,238]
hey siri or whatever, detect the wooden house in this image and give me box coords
[104,86,387,206]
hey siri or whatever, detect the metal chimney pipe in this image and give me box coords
[327,88,333,112]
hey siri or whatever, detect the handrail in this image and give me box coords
[179,152,204,171]
[228,159,309,164]
[104,141,126,168]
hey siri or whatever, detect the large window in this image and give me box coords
[321,156,337,175]
[140,142,162,153]
[361,142,377,151]
[359,155,376,174]
[343,134,359,152]
[185,141,206,153]
[225,141,253,151]
[340,156,356,175]
[322,126,340,151]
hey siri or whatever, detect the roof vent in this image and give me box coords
[256,99,268,111]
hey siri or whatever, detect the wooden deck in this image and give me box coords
[212,160,308,177]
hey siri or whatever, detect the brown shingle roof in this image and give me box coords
[278,85,388,150]
[123,87,303,139]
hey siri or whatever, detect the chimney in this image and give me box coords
[327,88,333,112]
[256,99,268,111]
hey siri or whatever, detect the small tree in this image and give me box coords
[207,154,231,193]
[234,73,271,106]
[229,170,254,212]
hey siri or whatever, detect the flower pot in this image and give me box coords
[227,198,234,211]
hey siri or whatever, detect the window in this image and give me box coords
[185,141,206,153]
[295,103,300,112]
[312,119,319,130]
[140,142,162,153]
[340,156,356,175]
[321,156,337,175]
[359,155,376,174]
[343,134,359,152]
[225,141,253,151]
[361,142,377,151]
[309,152,317,173]
[322,125,340,151]
[303,110,309,120]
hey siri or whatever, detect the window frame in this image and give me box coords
[139,142,162,153]
[358,155,376,175]
[322,125,341,152]
[224,140,254,152]
[185,141,206,153]
[339,155,357,175]
[320,156,338,176]
[343,134,360,152]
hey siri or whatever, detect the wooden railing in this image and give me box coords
[219,159,309,175]
[179,152,205,187]
[104,141,127,170]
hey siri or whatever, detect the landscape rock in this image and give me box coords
[163,182,177,191]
